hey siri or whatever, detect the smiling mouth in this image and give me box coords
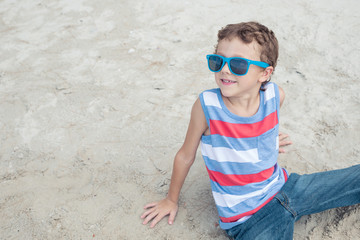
[221,79,237,85]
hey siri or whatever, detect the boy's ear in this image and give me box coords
[259,66,274,83]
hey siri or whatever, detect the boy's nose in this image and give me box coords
[221,62,231,74]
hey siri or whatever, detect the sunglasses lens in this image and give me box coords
[208,55,223,72]
[230,58,248,75]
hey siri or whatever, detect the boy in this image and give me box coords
[141,22,360,239]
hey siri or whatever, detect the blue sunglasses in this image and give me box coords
[206,54,270,76]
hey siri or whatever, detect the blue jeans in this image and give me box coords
[226,164,360,240]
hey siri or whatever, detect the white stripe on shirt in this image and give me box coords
[203,91,222,108]
[212,176,279,208]
[264,83,275,102]
[201,142,260,164]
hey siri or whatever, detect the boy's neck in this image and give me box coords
[222,91,261,118]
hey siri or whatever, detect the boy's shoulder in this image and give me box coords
[262,82,283,109]
[199,88,222,110]
[263,82,280,99]
[263,81,278,90]
[200,88,219,94]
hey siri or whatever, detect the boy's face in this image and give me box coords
[215,37,270,98]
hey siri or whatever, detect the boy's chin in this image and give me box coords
[219,88,237,98]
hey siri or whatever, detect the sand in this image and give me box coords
[0,0,359,239]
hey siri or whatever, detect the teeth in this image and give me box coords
[223,79,235,83]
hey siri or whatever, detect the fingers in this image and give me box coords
[141,202,159,221]
[279,148,286,153]
[141,199,178,228]
[280,140,292,146]
[279,140,292,153]
[150,212,166,228]
[141,207,168,228]
[141,208,155,220]
[142,210,157,225]
[141,201,168,228]
[141,202,158,224]
[168,209,177,225]
[278,132,289,141]
[143,202,158,209]
[148,208,177,227]
[279,132,292,148]
[278,132,292,153]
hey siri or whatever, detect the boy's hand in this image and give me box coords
[279,132,292,153]
[141,198,178,228]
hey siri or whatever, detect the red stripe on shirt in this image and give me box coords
[210,111,278,138]
[207,166,275,186]
[282,168,288,182]
[220,192,277,223]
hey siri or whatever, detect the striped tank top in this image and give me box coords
[199,82,287,230]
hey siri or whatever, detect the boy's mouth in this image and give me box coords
[221,79,237,85]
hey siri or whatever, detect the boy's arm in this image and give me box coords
[141,98,208,228]
[279,85,285,107]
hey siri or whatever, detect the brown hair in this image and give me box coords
[215,22,279,86]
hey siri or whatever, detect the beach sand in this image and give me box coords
[0,0,359,239]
